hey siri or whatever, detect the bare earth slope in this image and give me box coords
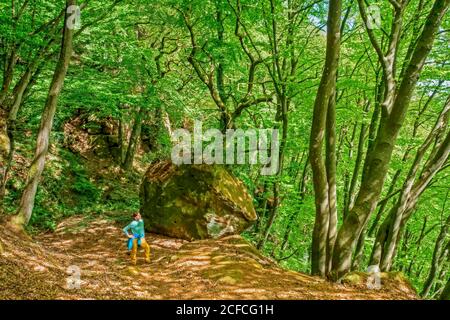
[0,216,417,299]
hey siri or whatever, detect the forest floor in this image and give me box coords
[0,215,418,300]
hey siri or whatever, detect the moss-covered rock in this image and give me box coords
[342,270,417,295]
[342,272,364,286]
[140,161,257,240]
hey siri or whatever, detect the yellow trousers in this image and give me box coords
[131,238,151,265]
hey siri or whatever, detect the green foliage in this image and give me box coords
[1,0,449,300]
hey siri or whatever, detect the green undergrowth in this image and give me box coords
[2,140,140,233]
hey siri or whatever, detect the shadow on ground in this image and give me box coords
[0,216,417,299]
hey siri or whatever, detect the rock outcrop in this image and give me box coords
[140,161,257,240]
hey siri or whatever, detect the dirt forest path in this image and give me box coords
[0,216,417,299]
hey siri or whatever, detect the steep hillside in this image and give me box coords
[0,216,417,300]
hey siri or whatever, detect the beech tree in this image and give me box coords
[1,0,449,298]
[309,0,341,276]
[11,0,76,227]
[330,0,450,279]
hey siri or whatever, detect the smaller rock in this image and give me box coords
[127,266,139,276]
[33,265,47,272]
[218,276,238,285]
[342,272,364,286]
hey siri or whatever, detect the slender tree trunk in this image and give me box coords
[0,108,10,203]
[352,227,367,270]
[214,1,227,105]
[380,108,450,270]
[370,113,449,268]
[0,66,40,199]
[325,89,337,273]
[0,48,18,106]
[367,169,401,237]
[122,106,145,171]
[118,115,124,163]
[258,181,280,249]
[281,156,309,251]
[331,0,450,279]
[254,181,268,235]
[309,0,341,276]
[10,0,75,228]
[257,0,296,250]
[257,96,287,249]
[344,102,369,218]
[421,193,450,297]
[406,216,428,275]
[7,68,34,120]
[367,97,425,242]
[342,123,357,218]
[440,277,450,300]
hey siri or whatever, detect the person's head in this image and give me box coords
[132,212,141,221]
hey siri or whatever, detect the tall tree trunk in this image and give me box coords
[281,155,309,252]
[10,0,75,228]
[440,277,450,300]
[118,115,124,163]
[379,108,450,271]
[325,89,338,273]
[256,0,294,250]
[421,192,450,297]
[366,87,433,242]
[0,64,43,200]
[352,227,367,270]
[257,96,287,249]
[309,0,341,276]
[122,106,145,171]
[0,48,18,106]
[331,0,450,279]
[342,123,357,218]
[344,102,369,218]
[406,216,428,275]
[367,169,401,237]
[0,108,10,203]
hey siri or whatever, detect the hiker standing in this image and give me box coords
[123,212,150,265]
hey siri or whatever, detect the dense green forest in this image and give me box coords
[0,0,449,300]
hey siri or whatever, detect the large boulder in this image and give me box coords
[140,161,257,240]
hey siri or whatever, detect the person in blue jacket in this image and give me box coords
[123,212,150,265]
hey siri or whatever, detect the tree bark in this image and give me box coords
[325,89,338,273]
[342,123,357,218]
[344,102,369,219]
[309,0,341,276]
[122,106,145,171]
[0,48,19,106]
[370,106,449,268]
[406,216,429,275]
[331,0,450,279]
[421,207,450,297]
[0,108,10,203]
[440,277,450,300]
[379,103,450,271]
[367,169,401,238]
